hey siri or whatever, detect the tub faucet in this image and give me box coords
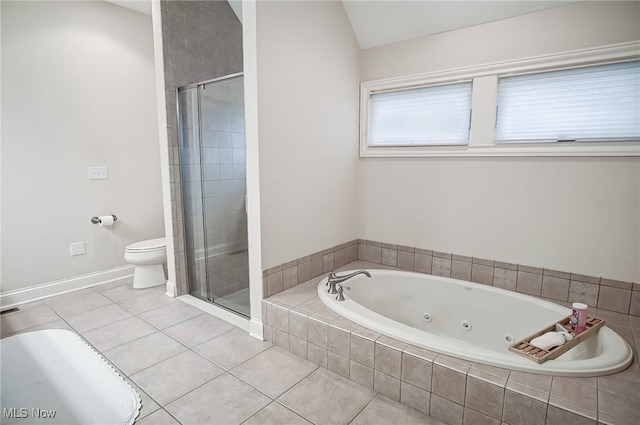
[336,284,350,301]
[326,270,371,294]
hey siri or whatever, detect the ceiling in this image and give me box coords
[342,1,577,49]
[107,1,578,50]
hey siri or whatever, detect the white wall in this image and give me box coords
[1,1,164,291]
[358,1,640,282]
[256,1,360,268]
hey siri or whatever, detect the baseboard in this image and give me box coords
[0,265,135,309]
[249,317,264,341]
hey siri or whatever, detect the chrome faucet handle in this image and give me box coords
[327,280,338,294]
[326,270,337,286]
[336,284,351,301]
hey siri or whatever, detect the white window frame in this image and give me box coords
[359,41,640,158]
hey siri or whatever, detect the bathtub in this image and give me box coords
[317,269,632,377]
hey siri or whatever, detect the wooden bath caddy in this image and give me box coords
[509,315,605,364]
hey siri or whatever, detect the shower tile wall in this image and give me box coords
[160,0,243,295]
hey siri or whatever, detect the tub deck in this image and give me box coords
[263,260,640,425]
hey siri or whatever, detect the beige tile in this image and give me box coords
[2,318,72,338]
[601,278,633,290]
[283,266,298,290]
[131,350,224,405]
[598,374,640,402]
[43,289,113,318]
[598,286,632,314]
[351,394,434,425]
[273,328,290,350]
[83,316,157,352]
[194,328,271,370]
[350,360,374,389]
[230,346,317,398]
[493,268,517,291]
[66,304,132,333]
[308,343,328,368]
[550,377,597,419]
[327,324,350,357]
[271,304,289,332]
[267,271,284,296]
[432,364,466,404]
[0,302,60,336]
[430,394,463,425]
[571,273,599,284]
[546,405,595,425]
[104,332,188,376]
[414,253,433,274]
[307,316,328,348]
[465,376,504,420]
[127,381,160,420]
[375,338,404,378]
[101,284,164,304]
[402,351,433,391]
[400,381,431,416]
[431,257,450,277]
[289,310,308,340]
[137,409,180,425]
[328,351,350,378]
[502,389,547,425]
[289,335,308,359]
[243,402,312,425]
[163,313,236,347]
[279,368,375,425]
[598,390,640,425]
[117,291,177,315]
[541,276,570,301]
[451,260,472,281]
[366,245,382,263]
[166,373,270,425]
[471,264,494,285]
[297,261,311,284]
[506,371,552,403]
[381,248,398,267]
[374,370,401,401]
[569,281,599,307]
[140,301,204,334]
[516,271,542,296]
[630,292,640,317]
[463,408,500,425]
[397,251,415,270]
[351,333,376,367]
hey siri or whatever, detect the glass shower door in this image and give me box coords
[178,74,249,317]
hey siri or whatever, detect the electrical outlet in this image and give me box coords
[70,242,86,256]
[88,166,108,180]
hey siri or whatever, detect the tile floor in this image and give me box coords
[0,279,444,425]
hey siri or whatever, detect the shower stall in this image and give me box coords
[177,73,249,317]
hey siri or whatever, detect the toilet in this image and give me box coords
[124,238,167,289]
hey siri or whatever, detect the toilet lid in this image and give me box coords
[126,237,166,252]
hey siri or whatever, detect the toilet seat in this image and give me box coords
[125,238,166,253]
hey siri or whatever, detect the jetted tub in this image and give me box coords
[317,269,632,377]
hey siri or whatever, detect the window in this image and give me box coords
[359,41,640,157]
[495,61,640,144]
[368,82,472,146]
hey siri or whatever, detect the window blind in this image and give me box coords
[495,61,640,143]
[368,82,472,146]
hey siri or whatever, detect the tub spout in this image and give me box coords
[326,270,370,295]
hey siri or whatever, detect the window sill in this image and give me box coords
[359,142,640,158]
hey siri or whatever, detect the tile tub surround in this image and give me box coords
[263,240,638,317]
[263,261,640,425]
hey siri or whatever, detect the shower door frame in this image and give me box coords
[176,72,249,317]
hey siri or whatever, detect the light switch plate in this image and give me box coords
[88,166,108,180]
[70,242,86,256]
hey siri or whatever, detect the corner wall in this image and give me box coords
[1,1,164,292]
[256,0,361,269]
[358,1,640,282]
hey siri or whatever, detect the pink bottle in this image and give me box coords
[571,302,588,333]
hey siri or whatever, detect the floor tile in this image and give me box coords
[137,408,181,425]
[117,291,176,315]
[131,350,224,405]
[164,313,236,347]
[43,289,113,317]
[0,302,60,336]
[230,346,317,398]
[66,303,132,333]
[194,328,271,370]
[104,332,187,376]
[243,402,312,425]
[100,283,164,303]
[351,394,441,425]
[127,380,161,420]
[138,302,203,329]
[278,368,376,425]
[4,319,73,338]
[83,316,158,352]
[166,373,270,425]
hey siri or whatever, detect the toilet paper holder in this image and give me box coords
[91,215,118,224]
